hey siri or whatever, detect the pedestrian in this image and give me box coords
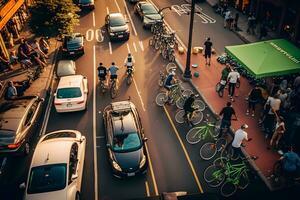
[224,9,231,29]
[246,85,262,117]
[270,115,285,149]
[219,102,238,136]
[233,13,239,31]
[204,37,212,66]
[5,81,17,100]
[247,14,256,35]
[231,124,252,159]
[259,22,268,39]
[279,145,300,176]
[263,94,281,138]
[39,37,49,54]
[227,69,240,101]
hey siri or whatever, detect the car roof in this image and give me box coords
[109,13,124,18]
[0,98,37,131]
[57,75,83,88]
[112,111,137,136]
[31,139,74,167]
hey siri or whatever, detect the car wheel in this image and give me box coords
[23,142,30,156]
[75,192,80,200]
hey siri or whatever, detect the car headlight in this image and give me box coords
[112,161,122,171]
[139,155,146,168]
[110,32,115,36]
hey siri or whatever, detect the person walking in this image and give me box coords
[233,13,239,31]
[270,115,285,149]
[263,94,281,139]
[227,69,240,101]
[219,102,238,136]
[224,9,231,29]
[246,85,262,117]
[231,124,252,159]
[204,37,213,66]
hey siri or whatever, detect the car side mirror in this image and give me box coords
[19,182,26,190]
[54,93,57,97]
[71,174,78,181]
[143,137,148,142]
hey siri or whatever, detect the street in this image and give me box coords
[0,0,268,200]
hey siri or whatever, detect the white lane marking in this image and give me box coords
[144,143,159,195]
[86,29,94,42]
[122,0,137,36]
[133,42,137,52]
[93,45,99,200]
[114,0,121,13]
[139,41,144,51]
[95,29,104,42]
[92,12,96,27]
[133,78,146,111]
[145,181,150,197]
[109,42,112,54]
[0,157,7,175]
[126,43,131,53]
[106,7,109,15]
[96,136,105,139]
[171,5,188,16]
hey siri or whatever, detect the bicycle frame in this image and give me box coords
[193,123,217,140]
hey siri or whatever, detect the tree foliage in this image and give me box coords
[29,0,80,36]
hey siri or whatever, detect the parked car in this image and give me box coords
[54,75,88,113]
[103,101,148,178]
[105,13,130,41]
[61,33,84,57]
[0,97,44,156]
[134,1,163,28]
[77,0,95,10]
[20,130,86,200]
[56,60,76,78]
[127,0,140,3]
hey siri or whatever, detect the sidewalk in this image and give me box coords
[174,49,282,190]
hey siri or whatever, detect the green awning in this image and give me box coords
[225,39,300,78]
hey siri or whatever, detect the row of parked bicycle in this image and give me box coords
[149,21,177,62]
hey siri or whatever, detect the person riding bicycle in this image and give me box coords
[108,62,119,86]
[183,94,196,126]
[164,70,176,99]
[279,146,300,178]
[97,62,107,83]
[124,53,135,73]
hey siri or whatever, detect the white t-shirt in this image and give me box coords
[232,129,248,148]
[228,71,240,83]
[266,97,281,114]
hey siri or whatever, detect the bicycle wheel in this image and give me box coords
[168,53,175,62]
[110,85,117,99]
[200,142,217,160]
[190,111,203,125]
[215,138,227,151]
[186,127,202,144]
[154,40,161,50]
[193,100,205,111]
[155,92,168,106]
[175,110,186,124]
[204,165,225,187]
[158,79,164,87]
[215,82,221,92]
[166,62,177,73]
[238,171,249,190]
[213,157,229,167]
[182,89,193,98]
[175,96,185,109]
[126,75,133,85]
[221,181,237,197]
[161,49,167,60]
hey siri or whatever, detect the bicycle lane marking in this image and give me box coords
[162,105,204,193]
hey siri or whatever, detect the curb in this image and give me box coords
[174,56,275,191]
[232,30,251,44]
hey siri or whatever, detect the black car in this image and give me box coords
[105,13,130,41]
[61,33,84,57]
[77,0,95,10]
[0,97,44,156]
[103,101,148,178]
[134,1,163,28]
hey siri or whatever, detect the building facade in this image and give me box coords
[0,0,30,58]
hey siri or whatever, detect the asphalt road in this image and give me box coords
[0,0,268,200]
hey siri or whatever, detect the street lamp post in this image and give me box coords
[183,0,196,79]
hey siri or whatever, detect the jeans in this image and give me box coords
[228,82,236,97]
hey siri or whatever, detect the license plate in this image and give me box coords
[70,52,75,55]
[127,172,135,176]
[67,103,72,107]
[118,35,123,38]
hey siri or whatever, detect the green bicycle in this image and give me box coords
[185,120,220,144]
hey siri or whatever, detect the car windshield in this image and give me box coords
[142,4,158,14]
[113,132,141,152]
[79,0,93,3]
[110,15,126,27]
[57,87,82,99]
[27,164,67,194]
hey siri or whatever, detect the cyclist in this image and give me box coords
[97,62,107,85]
[124,53,135,73]
[279,146,300,178]
[108,62,119,87]
[183,93,196,126]
[163,70,176,99]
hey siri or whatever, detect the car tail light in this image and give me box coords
[7,142,21,149]
[77,100,84,104]
[54,102,62,105]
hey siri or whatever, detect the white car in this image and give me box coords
[54,75,88,113]
[21,130,86,200]
[56,60,76,78]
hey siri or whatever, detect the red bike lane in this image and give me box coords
[174,49,280,189]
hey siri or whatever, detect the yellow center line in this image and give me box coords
[163,105,204,193]
[144,143,159,196]
[145,181,150,197]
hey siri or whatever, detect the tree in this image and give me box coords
[29,0,80,36]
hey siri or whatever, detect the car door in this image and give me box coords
[67,143,79,199]
[82,76,88,102]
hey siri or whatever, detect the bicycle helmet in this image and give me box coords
[112,62,115,65]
